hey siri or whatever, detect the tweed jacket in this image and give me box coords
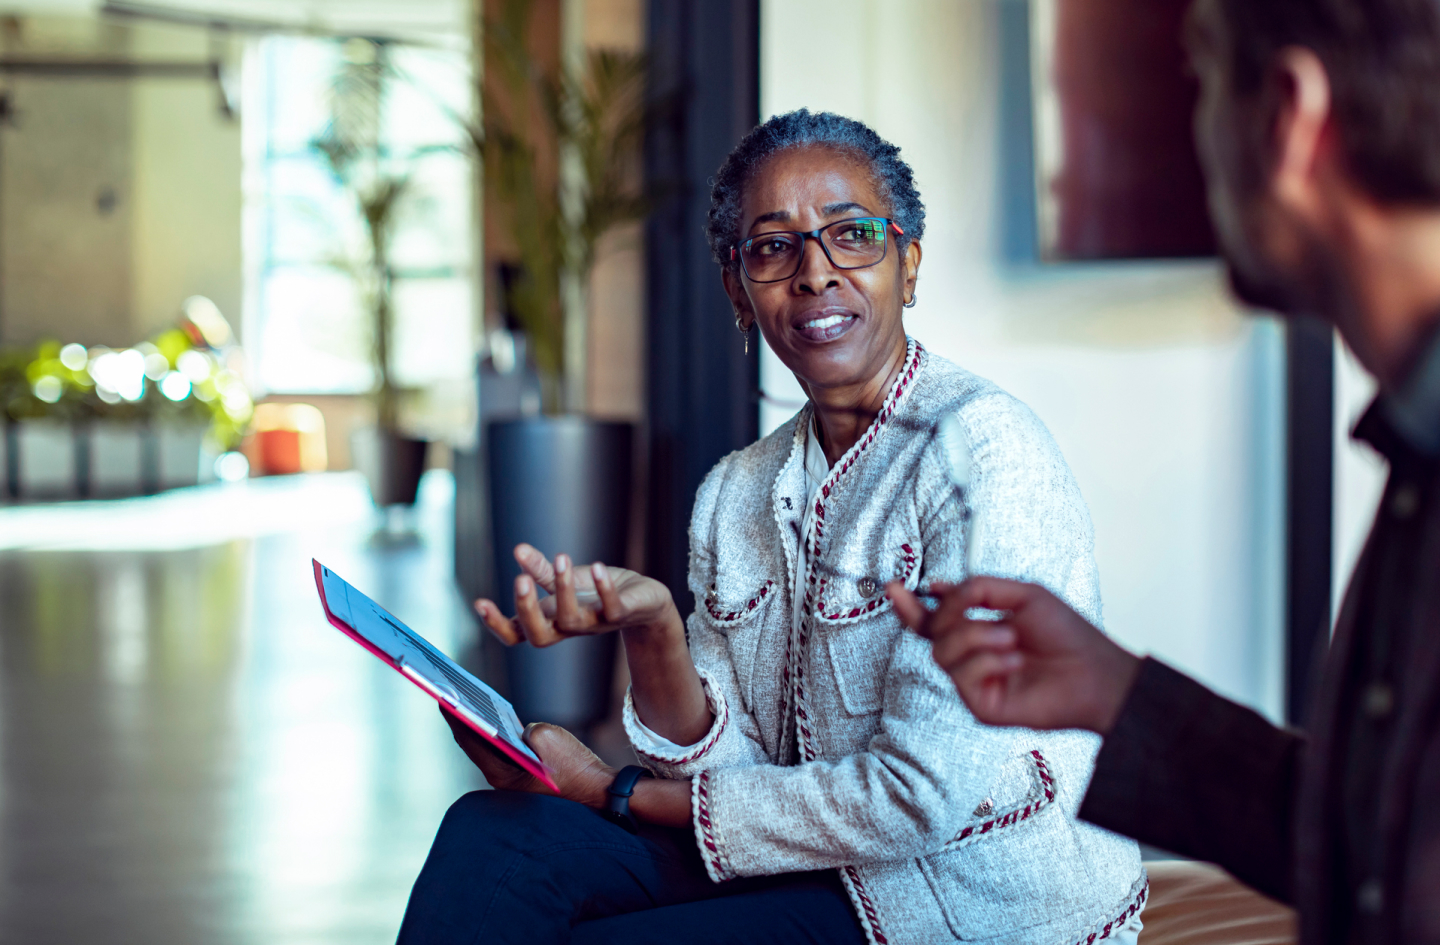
[623,342,1146,945]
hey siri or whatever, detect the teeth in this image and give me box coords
[802,314,850,330]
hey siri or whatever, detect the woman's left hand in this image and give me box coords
[475,544,680,648]
[441,706,617,808]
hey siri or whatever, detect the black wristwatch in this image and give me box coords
[599,765,653,834]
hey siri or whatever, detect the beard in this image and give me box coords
[1222,249,1302,315]
[1215,199,1350,326]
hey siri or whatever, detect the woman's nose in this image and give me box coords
[793,236,839,294]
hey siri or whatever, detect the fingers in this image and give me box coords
[515,543,558,593]
[592,562,626,622]
[887,581,930,636]
[931,621,1017,669]
[946,650,1024,723]
[514,574,563,647]
[949,576,1045,614]
[552,554,596,632]
[474,598,521,645]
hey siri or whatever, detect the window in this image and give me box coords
[242,36,476,396]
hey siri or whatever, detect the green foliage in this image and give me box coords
[0,335,252,450]
[311,38,412,433]
[473,0,649,410]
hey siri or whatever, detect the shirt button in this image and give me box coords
[857,577,878,598]
[1363,682,1395,720]
[1357,878,1384,914]
[1392,483,1420,519]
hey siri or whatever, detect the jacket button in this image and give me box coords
[1363,682,1394,720]
[1392,483,1420,519]
[857,577,878,598]
[1357,878,1384,914]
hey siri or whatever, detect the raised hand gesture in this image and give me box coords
[475,543,680,648]
[888,576,1142,734]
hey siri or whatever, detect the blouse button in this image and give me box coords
[1392,483,1420,519]
[857,577,878,598]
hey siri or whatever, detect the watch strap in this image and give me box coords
[601,765,653,833]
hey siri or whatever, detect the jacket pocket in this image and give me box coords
[811,542,920,626]
[700,578,776,632]
[917,750,1097,940]
[823,622,895,716]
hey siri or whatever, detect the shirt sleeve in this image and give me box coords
[1080,658,1302,904]
[622,666,752,776]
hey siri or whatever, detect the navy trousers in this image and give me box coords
[396,790,867,945]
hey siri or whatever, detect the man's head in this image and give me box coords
[1187,0,1440,331]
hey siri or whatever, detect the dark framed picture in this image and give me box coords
[1031,0,1216,260]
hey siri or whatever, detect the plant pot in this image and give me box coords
[155,424,208,490]
[87,422,145,497]
[351,427,429,507]
[15,420,78,500]
[488,417,633,732]
[0,423,11,500]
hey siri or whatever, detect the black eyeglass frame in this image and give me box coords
[730,217,905,284]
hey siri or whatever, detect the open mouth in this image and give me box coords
[794,311,858,343]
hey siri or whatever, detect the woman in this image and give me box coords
[398,110,1145,945]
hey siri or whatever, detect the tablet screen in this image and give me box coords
[319,565,539,764]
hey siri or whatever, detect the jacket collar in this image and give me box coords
[1370,321,1440,459]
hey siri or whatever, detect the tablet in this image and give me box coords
[312,559,558,790]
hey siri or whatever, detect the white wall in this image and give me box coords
[760,0,1286,719]
[0,15,242,347]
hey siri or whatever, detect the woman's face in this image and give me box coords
[722,146,921,394]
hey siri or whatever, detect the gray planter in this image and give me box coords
[156,424,209,490]
[16,421,77,500]
[488,417,633,733]
[87,423,145,497]
[351,426,429,507]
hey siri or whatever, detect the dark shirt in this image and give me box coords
[1078,328,1440,944]
[1336,405,1436,942]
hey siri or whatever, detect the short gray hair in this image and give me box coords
[705,109,927,271]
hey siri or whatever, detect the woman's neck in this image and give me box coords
[806,340,909,467]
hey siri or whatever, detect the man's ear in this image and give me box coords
[721,267,755,330]
[1269,46,1334,220]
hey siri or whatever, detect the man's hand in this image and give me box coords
[441,706,616,807]
[888,577,1142,734]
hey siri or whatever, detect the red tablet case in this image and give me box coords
[312,558,558,791]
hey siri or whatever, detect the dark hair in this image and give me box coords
[1191,0,1440,204]
[705,109,926,270]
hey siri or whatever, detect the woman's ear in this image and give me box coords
[901,239,922,307]
[721,267,756,331]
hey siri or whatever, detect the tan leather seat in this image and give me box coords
[1141,861,1297,944]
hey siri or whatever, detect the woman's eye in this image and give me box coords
[754,238,794,257]
[836,223,882,244]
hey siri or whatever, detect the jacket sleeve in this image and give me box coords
[1079,658,1302,903]
[692,392,1107,880]
[621,453,771,779]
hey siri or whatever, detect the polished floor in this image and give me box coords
[0,473,494,944]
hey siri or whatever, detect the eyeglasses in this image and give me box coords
[731,217,904,284]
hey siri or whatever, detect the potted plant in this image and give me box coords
[315,39,428,509]
[465,1,649,733]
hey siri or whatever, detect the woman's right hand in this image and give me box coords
[474,543,681,648]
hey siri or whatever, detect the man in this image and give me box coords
[888,1,1440,943]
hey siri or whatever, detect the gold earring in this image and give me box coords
[735,314,750,355]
